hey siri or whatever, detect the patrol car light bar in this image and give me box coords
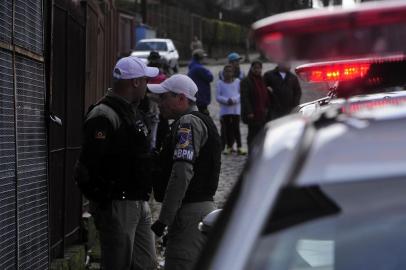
[296,62,371,83]
[252,1,406,62]
[295,54,406,83]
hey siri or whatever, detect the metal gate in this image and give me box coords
[0,0,49,269]
[48,0,85,259]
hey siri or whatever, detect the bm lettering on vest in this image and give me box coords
[174,149,194,161]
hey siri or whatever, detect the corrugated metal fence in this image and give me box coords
[1,0,142,267]
[48,0,130,260]
[48,0,86,260]
[0,0,49,269]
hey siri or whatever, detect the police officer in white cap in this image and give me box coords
[148,74,221,270]
[75,56,159,270]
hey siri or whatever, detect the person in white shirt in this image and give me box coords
[216,64,246,155]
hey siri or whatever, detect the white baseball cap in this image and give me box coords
[113,56,159,80]
[148,74,198,102]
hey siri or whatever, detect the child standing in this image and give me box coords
[216,64,246,155]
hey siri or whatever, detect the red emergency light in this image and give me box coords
[295,54,406,83]
[296,62,371,83]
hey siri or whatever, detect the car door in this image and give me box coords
[167,40,178,64]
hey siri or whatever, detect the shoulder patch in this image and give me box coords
[94,130,106,140]
[173,123,195,162]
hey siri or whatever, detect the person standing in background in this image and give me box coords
[139,51,169,151]
[216,64,246,155]
[188,49,214,116]
[263,62,302,120]
[240,60,271,150]
[147,51,167,83]
[190,35,203,53]
[219,52,245,81]
[218,52,245,147]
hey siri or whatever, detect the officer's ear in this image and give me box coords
[178,93,187,104]
[132,78,140,88]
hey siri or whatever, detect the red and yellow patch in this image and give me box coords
[94,131,106,140]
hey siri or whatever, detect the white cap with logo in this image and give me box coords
[113,56,159,80]
[148,74,198,102]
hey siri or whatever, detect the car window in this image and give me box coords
[246,179,406,270]
[135,41,168,51]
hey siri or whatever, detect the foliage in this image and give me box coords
[201,18,248,46]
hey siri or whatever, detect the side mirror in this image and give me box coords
[198,209,222,234]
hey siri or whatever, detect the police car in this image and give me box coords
[195,2,406,270]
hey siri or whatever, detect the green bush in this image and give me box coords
[206,20,247,46]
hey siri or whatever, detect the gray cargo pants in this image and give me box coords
[165,201,216,270]
[92,200,157,270]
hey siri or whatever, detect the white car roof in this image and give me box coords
[296,106,406,185]
[138,38,172,43]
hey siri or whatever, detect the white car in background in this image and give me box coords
[131,38,179,73]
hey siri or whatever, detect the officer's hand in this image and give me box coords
[151,220,166,237]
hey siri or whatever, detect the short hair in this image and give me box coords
[250,60,262,68]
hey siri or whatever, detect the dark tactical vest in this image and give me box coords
[78,95,152,202]
[153,111,221,203]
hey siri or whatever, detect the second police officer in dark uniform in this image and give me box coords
[75,56,159,270]
[148,74,222,270]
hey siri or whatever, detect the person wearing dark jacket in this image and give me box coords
[240,60,271,149]
[139,51,169,151]
[75,56,159,270]
[263,63,302,119]
[188,49,214,115]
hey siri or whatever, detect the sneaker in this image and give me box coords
[237,148,247,155]
[223,147,232,155]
